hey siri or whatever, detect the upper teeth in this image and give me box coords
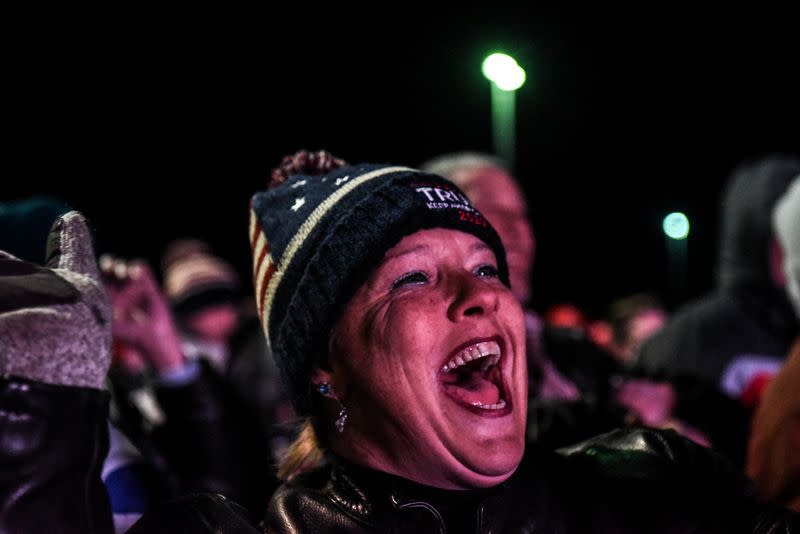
[442,341,501,373]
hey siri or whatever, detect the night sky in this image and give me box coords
[6,6,799,318]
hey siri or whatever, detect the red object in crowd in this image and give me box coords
[740,372,775,409]
[545,304,586,331]
[587,320,614,349]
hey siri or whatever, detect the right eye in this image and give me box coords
[391,271,429,290]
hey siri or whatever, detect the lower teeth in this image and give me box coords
[472,399,506,410]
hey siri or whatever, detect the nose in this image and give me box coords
[447,272,500,322]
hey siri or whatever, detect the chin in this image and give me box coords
[482,446,524,475]
[452,444,525,488]
[456,462,521,489]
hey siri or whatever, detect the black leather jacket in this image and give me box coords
[530,325,752,469]
[1,374,797,533]
[137,431,799,533]
[262,433,797,533]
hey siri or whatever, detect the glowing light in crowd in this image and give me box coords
[482,53,526,91]
[663,212,690,240]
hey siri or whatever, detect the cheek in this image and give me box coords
[187,307,238,337]
[386,296,453,380]
[386,301,432,346]
[373,293,443,351]
[501,294,528,380]
[500,294,526,338]
[343,298,441,396]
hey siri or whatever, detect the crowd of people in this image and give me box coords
[1,150,799,532]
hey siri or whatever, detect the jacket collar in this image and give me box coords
[324,457,506,532]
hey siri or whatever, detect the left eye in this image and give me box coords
[475,264,499,278]
[391,271,429,290]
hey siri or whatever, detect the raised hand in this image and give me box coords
[101,257,186,374]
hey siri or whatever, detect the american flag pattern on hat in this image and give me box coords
[249,165,413,348]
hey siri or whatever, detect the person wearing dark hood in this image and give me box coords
[637,155,800,394]
[747,176,800,511]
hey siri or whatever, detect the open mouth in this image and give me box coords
[438,337,511,417]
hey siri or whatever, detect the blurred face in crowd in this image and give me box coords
[186,302,239,343]
[450,166,535,304]
[620,307,667,361]
[325,229,528,489]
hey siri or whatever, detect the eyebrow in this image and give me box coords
[471,242,492,253]
[384,244,430,260]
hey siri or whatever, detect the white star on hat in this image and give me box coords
[290,197,306,212]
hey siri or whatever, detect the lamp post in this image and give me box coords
[663,212,690,305]
[482,53,526,171]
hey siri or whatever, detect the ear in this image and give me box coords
[311,365,335,389]
[311,363,351,401]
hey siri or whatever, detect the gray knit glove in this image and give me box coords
[0,211,111,389]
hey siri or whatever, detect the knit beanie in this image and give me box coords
[0,211,111,389]
[249,162,509,415]
[773,176,800,318]
[162,239,239,315]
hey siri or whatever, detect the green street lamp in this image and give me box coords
[663,212,690,304]
[663,212,690,240]
[482,53,526,170]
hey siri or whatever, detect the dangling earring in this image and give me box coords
[317,382,349,433]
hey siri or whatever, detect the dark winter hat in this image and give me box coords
[249,160,509,415]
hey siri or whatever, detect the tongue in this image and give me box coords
[442,371,501,406]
